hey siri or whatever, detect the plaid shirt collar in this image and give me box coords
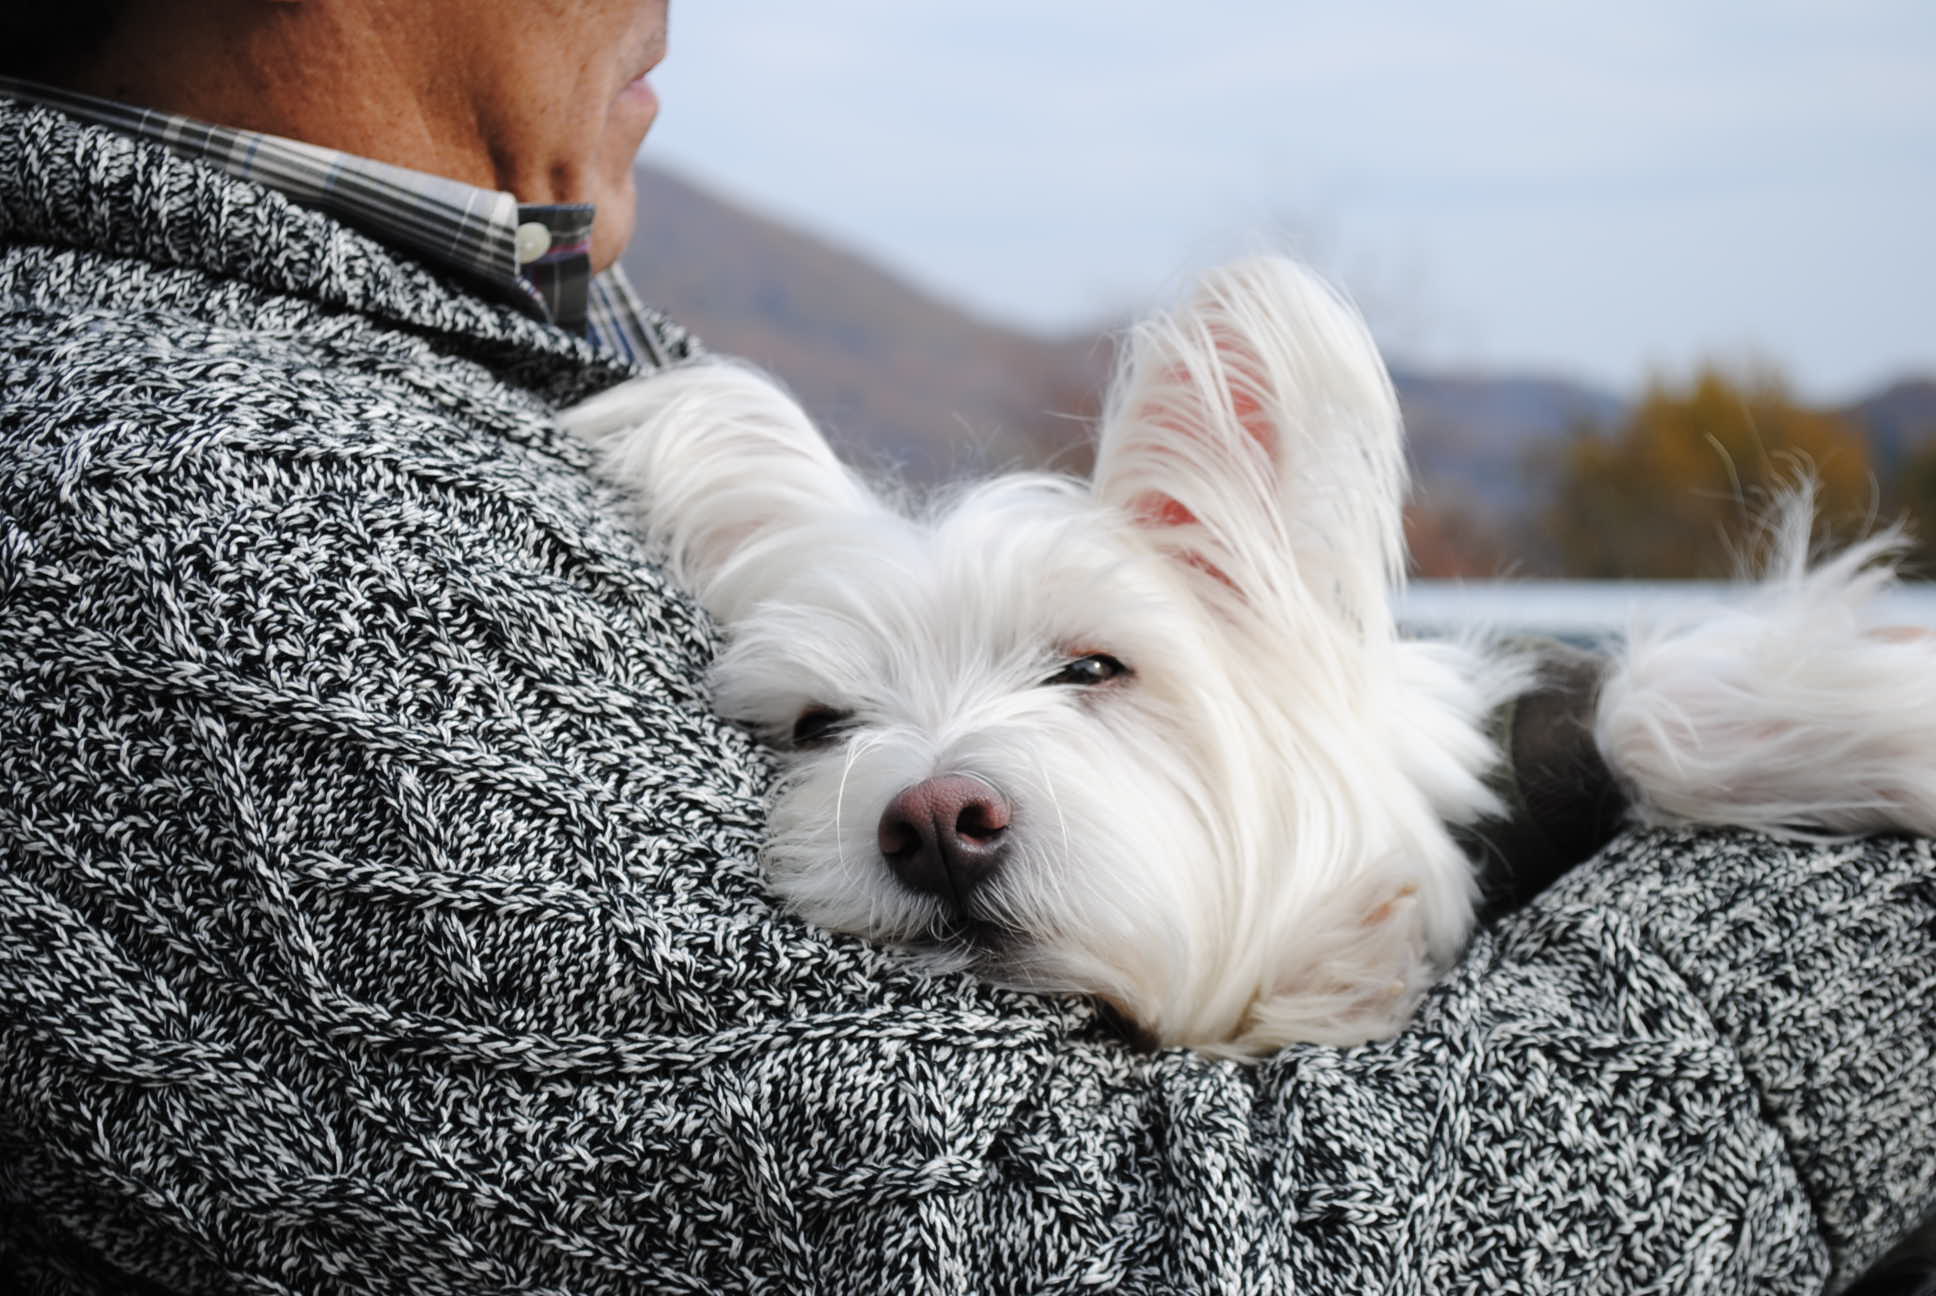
[0,75,694,368]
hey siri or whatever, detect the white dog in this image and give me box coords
[566,257,1936,1055]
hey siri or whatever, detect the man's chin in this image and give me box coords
[588,176,639,272]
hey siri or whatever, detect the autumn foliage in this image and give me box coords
[1537,367,1874,579]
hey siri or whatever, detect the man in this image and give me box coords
[2,3,1932,1292]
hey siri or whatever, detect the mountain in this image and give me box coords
[1848,379,1936,472]
[1392,370,1626,517]
[621,166,1110,484]
[618,161,1929,572]
[621,166,1632,501]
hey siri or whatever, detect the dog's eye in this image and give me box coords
[1043,653,1129,687]
[790,706,852,749]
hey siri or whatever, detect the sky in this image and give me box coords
[644,0,1935,402]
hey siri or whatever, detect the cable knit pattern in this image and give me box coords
[2,100,1933,1294]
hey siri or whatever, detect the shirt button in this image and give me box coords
[515,220,553,265]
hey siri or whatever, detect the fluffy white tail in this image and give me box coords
[1597,503,1936,837]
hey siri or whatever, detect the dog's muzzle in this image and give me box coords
[877,774,1011,911]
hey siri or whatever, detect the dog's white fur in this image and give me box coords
[567,257,1936,1054]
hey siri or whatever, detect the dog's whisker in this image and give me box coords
[1029,750,1073,865]
[832,731,885,879]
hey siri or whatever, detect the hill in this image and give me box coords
[621,166,1110,482]
[619,162,1931,574]
[1850,379,1936,472]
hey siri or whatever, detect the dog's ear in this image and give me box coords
[563,360,876,621]
[1090,257,1407,634]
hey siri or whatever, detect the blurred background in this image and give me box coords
[623,0,1936,585]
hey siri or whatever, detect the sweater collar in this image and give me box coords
[0,97,648,407]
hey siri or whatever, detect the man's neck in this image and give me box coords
[68,3,497,195]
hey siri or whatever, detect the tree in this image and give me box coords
[1539,366,1872,579]
[1888,437,1936,579]
[1405,493,1511,579]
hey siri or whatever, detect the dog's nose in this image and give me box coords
[878,775,1012,906]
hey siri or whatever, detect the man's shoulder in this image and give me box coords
[0,291,680,676]
[3,289,576,493]
[0,287,728,748]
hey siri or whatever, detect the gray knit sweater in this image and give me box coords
[1,99,1933,1295]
